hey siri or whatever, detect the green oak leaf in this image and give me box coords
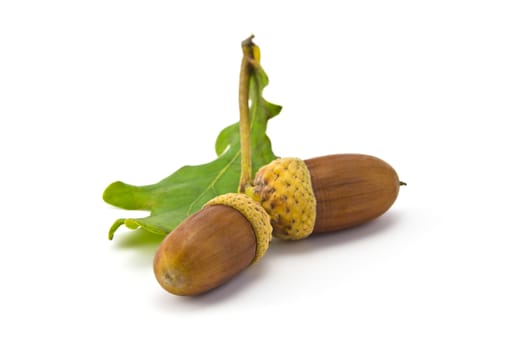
[103,61,281,239]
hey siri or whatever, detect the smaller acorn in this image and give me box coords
[153,193,272,296]
[248,154,403,240]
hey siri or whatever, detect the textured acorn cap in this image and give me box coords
[249,158,317,240]
[205,193,272,263]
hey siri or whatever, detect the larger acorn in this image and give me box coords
[248,154,403,240]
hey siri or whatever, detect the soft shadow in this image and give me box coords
[267,210,403,258]
[153,211,404,309]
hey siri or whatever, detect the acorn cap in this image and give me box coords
[249,158,317,240]
[205,193,272,263]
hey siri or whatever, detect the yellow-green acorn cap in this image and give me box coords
[249,158,317,240]
[205,193,272,263]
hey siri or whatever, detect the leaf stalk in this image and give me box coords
[238,35,257,192]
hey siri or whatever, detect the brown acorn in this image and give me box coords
[153,193,272,296]
[248,154,403,240]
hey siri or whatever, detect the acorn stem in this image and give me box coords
[238,35,256,193]
[399,181,407,186]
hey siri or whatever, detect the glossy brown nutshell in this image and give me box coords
[153,205,256,296]
[306,154,401,233]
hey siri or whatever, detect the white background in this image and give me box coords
[1,1,524,349]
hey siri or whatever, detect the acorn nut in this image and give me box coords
[153,193,272,296]
[249,154,402,240]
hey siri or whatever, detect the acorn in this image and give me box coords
[248,154,403,240]
[153,193,272,296]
